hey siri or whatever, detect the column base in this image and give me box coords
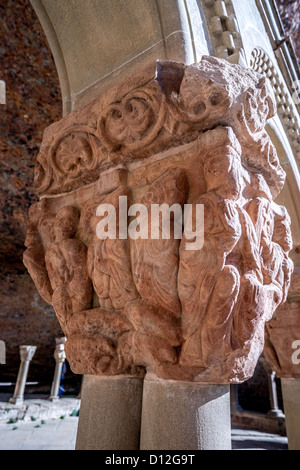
[75,375,144,450]
[9,397,24,406]
[48,396,60,402]
[140,375,231,450]
[266,409,285,419]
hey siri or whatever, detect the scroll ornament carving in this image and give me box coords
[23,57,293,383]
[34,56,285,198]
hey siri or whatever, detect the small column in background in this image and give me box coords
[9,345,37,405]
[0,80,6,105]
[49,337,67,402]
[260,356,285,418]
[0,340,5,364]
[267,371,285,418]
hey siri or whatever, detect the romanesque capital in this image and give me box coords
[264,269,300,379]
[23,56,293,383]
[19,345,37,363]
[54,343,66,364]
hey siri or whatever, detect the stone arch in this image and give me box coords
[250,47,300,167]
[267,119,300,246]
[250,47,300,267]
[30,0,210,114]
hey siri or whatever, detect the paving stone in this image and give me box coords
[231,428,288,450]
[0,417,79,450]
[0,395,289,450]
[0,417,289,450]
[0,394,80,422]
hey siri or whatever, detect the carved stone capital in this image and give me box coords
[54,343,66,363]
[24,56,293,383]
[19,345,37,363]
[264,299,300,379]
[55,336,67,346]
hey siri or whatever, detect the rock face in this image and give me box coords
[0,0,62,380]
[24,57,293,383]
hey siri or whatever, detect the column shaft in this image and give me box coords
[9,345,36,405]
[10,360,30,403]
[49,361,63,400]
[140,376,231,450]
[76,375,144,450]
[281,378,300,450]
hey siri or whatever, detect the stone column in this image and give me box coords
[0,80,5,105]
[9,345,36,405]
[140,375,231,450]
[76,375,143,450]
[0,340,5,365]
[49,337,66,402]
[281,378,300,450]
[260,356,284,418]
[266,371,284,418]
[264,296,300,450]
[23,57,293,450]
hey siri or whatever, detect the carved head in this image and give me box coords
[200,127,244,201]
[272,207,293,253]
[260,207,275,247]
[53,206,80,242]
[54,135,93,179]
[242,77,276,135]
[178,69,231,124]
[38,214,56,249]
[203,149,243,200]
[24,203,43,248]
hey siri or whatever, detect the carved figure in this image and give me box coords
[178,129,243,372]
[23,203,53,304]
[45,206,92,329]
[87,188,139,310]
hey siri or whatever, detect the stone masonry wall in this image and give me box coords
[0,0,62,381]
